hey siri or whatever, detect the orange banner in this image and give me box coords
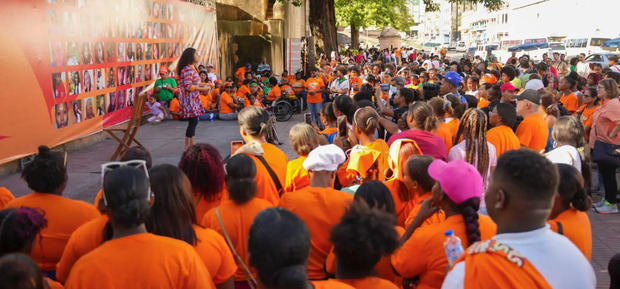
[0,0,217,164]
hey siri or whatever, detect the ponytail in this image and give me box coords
[570,188,591,211]
[459,198,481,245]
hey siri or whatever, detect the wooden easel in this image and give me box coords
[104,91,147,160]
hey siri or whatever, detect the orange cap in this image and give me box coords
[159,66,169,74]
[480,73,497,85]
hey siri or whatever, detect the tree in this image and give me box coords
[335,0,413,49]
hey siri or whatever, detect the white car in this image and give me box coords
[456,42,467,52]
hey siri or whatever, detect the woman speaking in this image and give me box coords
[177,48,210,150]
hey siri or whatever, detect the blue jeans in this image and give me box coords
[309,102,322,129]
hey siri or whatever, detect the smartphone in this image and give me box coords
[230,140,244,155]
[304,113,312,125]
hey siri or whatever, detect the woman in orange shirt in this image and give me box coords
[65,167,214,289]
[548,164,593,260]
[0,208,61,289]
[428,97,455,151]
[286,124,321,193]
[201,154,273,288]
[383,139,422,227]
[487,103,520,158]
[353,107,389,181]
[576,87,599,140]
[178,143,226,222]
[392,159,496,289]
[330,200,400,289]
[236,106,288,204]
[5,146,99,274]
[403,155,446,228]
[248,207,354,289]
[558,74,579,114]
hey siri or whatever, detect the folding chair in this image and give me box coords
[104,91,147,160]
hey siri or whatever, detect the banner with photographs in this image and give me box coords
[0,0,217,164]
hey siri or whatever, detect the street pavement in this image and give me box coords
[0,113,617,288]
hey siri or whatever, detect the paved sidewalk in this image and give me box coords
[0,115,617,288]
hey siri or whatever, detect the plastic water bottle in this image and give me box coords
[443,229,464,268]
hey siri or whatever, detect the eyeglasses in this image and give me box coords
[100,160,151,207]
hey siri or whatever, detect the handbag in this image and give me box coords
[592,140,620,166]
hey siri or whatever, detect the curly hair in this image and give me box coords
[0,208,47,255]
[21,146,66,194]
[178,143,225,202]
[330,200,399,278]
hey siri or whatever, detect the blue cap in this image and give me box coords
[445,229,454,236]
[443,71,463,87]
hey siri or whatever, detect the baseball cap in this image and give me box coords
[392,76,405,86]
[500,82,517,93]
[303,145,346,172]
[159,66,168,74]
[524,79,544,91]
[427,159,483,204]
[443,71,463,87]
[516,89,541,104]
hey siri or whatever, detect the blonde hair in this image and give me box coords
[289,123,320,156]
[552,116,586,148]
[599,78,619,99]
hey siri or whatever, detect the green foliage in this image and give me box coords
[424,0,504,12]
[335,0,414,31]
[275,0,304,7]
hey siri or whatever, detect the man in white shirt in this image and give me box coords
[575,53,591,77]
[330,65,349,97]
[206,64,217,82]
[442,149,595,289]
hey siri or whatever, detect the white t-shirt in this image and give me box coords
[207,72,217,83]
[545,145,581,172]
[330,77,349,95]
[448,140,497,185]
[441,226,596,289]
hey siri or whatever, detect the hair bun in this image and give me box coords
[37,146,51,156]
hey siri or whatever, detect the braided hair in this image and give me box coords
[459,198,481,245]
[455,108,490,180]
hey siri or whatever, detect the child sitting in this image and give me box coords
[146,96,164,123]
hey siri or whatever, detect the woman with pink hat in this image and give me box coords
[391,159,497,289]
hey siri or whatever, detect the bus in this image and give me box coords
[564,37,611,57]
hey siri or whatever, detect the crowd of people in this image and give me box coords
[1,45,620,289]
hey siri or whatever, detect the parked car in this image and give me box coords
[585,53,620,69]
[466,47,476,57]
[456,41,467,52]
[448,42,457,51]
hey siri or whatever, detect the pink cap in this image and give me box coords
[500,82,517,93]
[427,159,483,204]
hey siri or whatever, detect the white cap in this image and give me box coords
[524,79,544,91]
[303,145,346,172]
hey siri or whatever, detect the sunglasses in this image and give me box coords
[100,160,151,207]
[225,86,233,89]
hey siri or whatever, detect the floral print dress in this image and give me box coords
[179,65,204,118]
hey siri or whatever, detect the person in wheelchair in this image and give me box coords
[263,77,281,107]
[280,77,301,113]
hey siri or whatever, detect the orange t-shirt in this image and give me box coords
[404,192,447,228]
[578,104,598,129]
[170,97,181,119]
[201,198,273,281]
[235,67,247,85]
[281,84,295,98]
[5,193,99,271]
[326,226,405,285]
[236,85,250,98]
[56,215,109,283]
[285,156,309,193]
[46,278,64,289]
[548,209,592,260]
[193,225,238,284]
[391,214,497,289]
[516,113,549,152]
[446,118,460,141]
[291,79,306,93]
[200,94,211,110]
[219,91,235,114]
[194,191,222,224]
[312,279,356,289]
[486,125,521,158]
[477,98,490,108]
[338,276,400,289]
[349,76,362,95]
[459,239,552,289]
[279,186,353,280]
[0,187,15,209]
[435,122,454,151]
[65,233,215,289]
[305,77,325,104]
[383,179,416,227]
[267,85,281,101]
[559,93,579,114]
